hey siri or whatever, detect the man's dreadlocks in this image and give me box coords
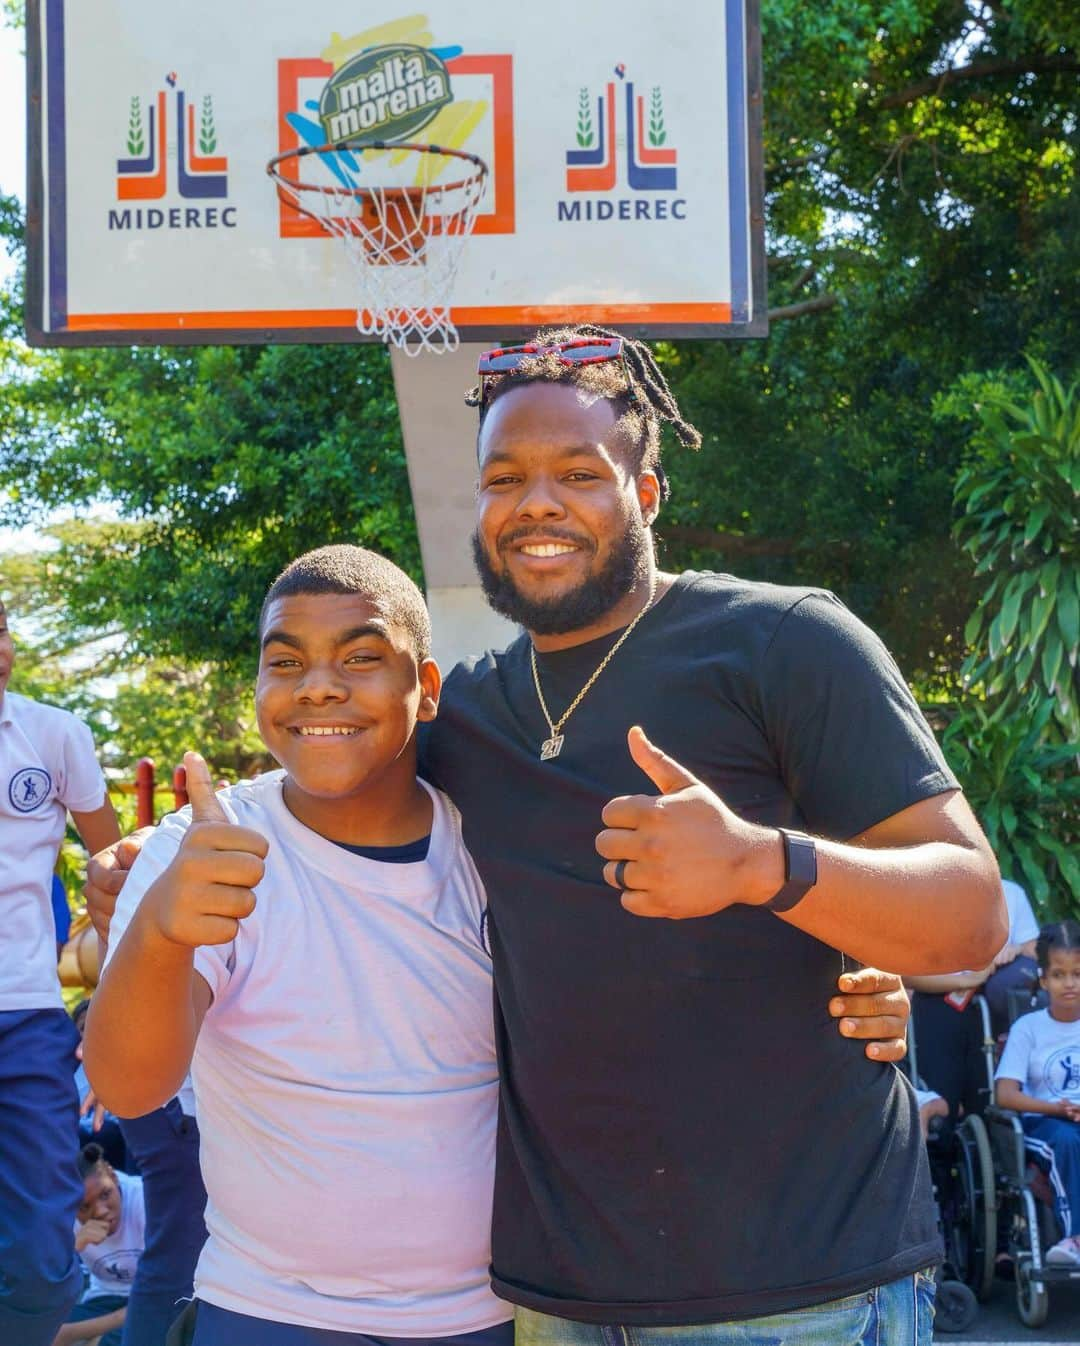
[465,324,701,500]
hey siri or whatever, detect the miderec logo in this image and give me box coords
[559,63,686,224]
[109,72,237,233]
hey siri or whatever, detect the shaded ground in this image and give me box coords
[939,1274,1080,1342]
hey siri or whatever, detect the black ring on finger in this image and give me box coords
[613,859,629,890]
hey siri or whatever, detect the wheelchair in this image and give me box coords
[984,986,1080,1328]
[907,1003,997,1333]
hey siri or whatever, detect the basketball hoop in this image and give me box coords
[268,140,488,355]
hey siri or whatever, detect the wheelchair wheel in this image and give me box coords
[1016,1259,1049,1327]
[952,1114,997,1299]
[934,1278,978,1334]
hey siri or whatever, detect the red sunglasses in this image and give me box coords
[476,337,631,407]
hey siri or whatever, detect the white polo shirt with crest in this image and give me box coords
[0,690,107,1010]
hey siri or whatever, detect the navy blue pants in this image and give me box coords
[67,1291,129,1346]
[185,1302,515,1346]
[1024,1115,1080,1238]
[0,1008,83,1346]
[119,1099,208,1346]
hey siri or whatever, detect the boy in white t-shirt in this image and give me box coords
[0,598,120,1346]
[83,548,513,1346]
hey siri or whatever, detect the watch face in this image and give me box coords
[786,833,817,887]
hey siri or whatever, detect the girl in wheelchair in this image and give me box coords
[995,919,1080,1267]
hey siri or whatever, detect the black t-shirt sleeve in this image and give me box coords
[759,592,958,840]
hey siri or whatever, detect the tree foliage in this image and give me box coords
[1,340,420,672]
[1,0,1077,709]
[654,0,1077,689]
[942,699,1079,918]
[0,546,268,780]
[935,360,1079,919]
[950,359,1079,741]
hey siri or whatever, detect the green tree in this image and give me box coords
[0,546,267,780]
[935,360,1079,919]
[1,342,420,671]
[941,700,1079,918]
[654,0,1077,690]
[2,0,1077,697]
[949,359,1079,741]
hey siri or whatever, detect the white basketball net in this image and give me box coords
[272,147,487,356]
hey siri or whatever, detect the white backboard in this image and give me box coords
[26,0,765,345]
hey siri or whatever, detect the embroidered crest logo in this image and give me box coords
[1047,1047,1080,1099]
[9,767,52,813]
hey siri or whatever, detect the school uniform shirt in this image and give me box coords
[996,1008,1080,1108]
[78,1170,146,1299]
[104,772,505,1337]
[1002,879,1039,947]
[0,690,107,1010]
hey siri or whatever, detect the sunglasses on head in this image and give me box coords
[476,337,633,408]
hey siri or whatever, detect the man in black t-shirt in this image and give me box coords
[84,326,1006,1344]
[421,326,1005,1345]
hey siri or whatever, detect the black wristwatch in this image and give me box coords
[763,828,818,913]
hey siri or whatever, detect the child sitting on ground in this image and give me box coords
[995,919,1080,1267]
[51,1142,145,1346]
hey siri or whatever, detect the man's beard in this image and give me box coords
[471,516,652,636]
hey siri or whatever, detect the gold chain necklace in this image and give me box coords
[529,575,658,761]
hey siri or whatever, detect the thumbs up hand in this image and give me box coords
[142,752,269,948]
[596,727,782,919]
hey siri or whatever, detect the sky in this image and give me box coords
[1,20,24,279]
[0,21,49,561]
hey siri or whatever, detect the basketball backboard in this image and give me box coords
[25,0,765,347]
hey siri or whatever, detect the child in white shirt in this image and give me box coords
[0,598,120,1346]
[53,1142,145,1346]
[996,920,1080,1266]
[84,548,511,1346]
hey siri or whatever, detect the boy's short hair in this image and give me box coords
[260,546,432,661]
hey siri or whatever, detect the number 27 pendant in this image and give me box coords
[540,735,564,761]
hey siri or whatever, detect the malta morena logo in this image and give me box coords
[8,767,52,813]
[319,43,453,144]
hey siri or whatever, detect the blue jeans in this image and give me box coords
[514,1271,936,1346]
[0,1008,84,1346]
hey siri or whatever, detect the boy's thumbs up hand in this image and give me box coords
[184,751,230,824]
[595,727,782,919]
[143,752,269,949]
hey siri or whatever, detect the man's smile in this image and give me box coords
[519,542,579,558]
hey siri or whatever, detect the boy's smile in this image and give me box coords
[256,592,439,845]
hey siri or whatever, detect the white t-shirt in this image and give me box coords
[1002,879,1039,948]
[77,1170,145,1300]
[0,691,107,1010]
[996,1008,1080,1106]
[104,772,506,1336]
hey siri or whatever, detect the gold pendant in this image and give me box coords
[540,734,564,761]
